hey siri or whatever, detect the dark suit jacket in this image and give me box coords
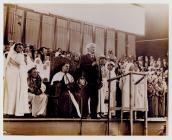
[80,54,102,88]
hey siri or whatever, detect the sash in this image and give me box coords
[68,90,81,118]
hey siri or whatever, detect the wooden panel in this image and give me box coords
[136,40,168,59]
[7,7,24,42]
[117,31,126,58]
[55,18,68,51]
[3,119,125,135]
[25,11,41,48]
[69,21,82,54]
[82,24,93,54]
[106,29,116,56]
[95,27,105,56]
[4,6,7,35]
[127,34,136,57]
[41,15,55,49]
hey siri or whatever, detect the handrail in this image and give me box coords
[107,72,147,82]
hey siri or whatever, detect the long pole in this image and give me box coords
[107,70,111,135]
[79,94,83,135]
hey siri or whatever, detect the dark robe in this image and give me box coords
[56,75,76,118]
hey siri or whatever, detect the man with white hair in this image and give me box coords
[80,43,102,119]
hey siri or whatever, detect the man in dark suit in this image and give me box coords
[80,43,102,119]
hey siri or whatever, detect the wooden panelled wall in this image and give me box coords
[4,5,136,58]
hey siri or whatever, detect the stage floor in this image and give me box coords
[3,117,167,135]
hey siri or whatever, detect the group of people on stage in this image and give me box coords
[3,40,168,119]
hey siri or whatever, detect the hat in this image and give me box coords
[99,54,106,59]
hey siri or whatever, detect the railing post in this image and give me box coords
[129,73,133,135]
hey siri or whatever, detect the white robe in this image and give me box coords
[97,65,108,114]
[42,60,50,82]
[28,83,48,117]
[27,55,35,71]
[4,52,30,116]
[34,58,43,79]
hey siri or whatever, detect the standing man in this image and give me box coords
[80,43,102,119]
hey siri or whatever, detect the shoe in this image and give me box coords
[91,116,98,119]
[101,114,107,118]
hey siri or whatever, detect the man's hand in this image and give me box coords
[92,61,97,66]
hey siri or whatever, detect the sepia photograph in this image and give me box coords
[2,1,169,136]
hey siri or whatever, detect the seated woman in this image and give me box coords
[51,63,81,118]
[27,67,48,117]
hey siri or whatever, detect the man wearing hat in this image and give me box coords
[80,43,102,119]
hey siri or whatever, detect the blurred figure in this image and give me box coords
[55,48,62,57]
[34,53,43,78]
[158,77,167,117]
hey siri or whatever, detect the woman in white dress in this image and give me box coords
[97,55,108,117]
[4,43,30,116]
[106,61,117,118]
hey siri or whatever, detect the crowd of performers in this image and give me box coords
[3,40,168,119]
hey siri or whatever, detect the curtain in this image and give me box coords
[106,29,116,56]
[41,15,55,49]
[25,11,41,48]
[127,34,136,57]
[7,7,24,42]
[7,7,16,40]
[55,18,68,51]
[117,31,126,58]
[69,21,82,54]
[94,27,105,56]
[82,24,93,54]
